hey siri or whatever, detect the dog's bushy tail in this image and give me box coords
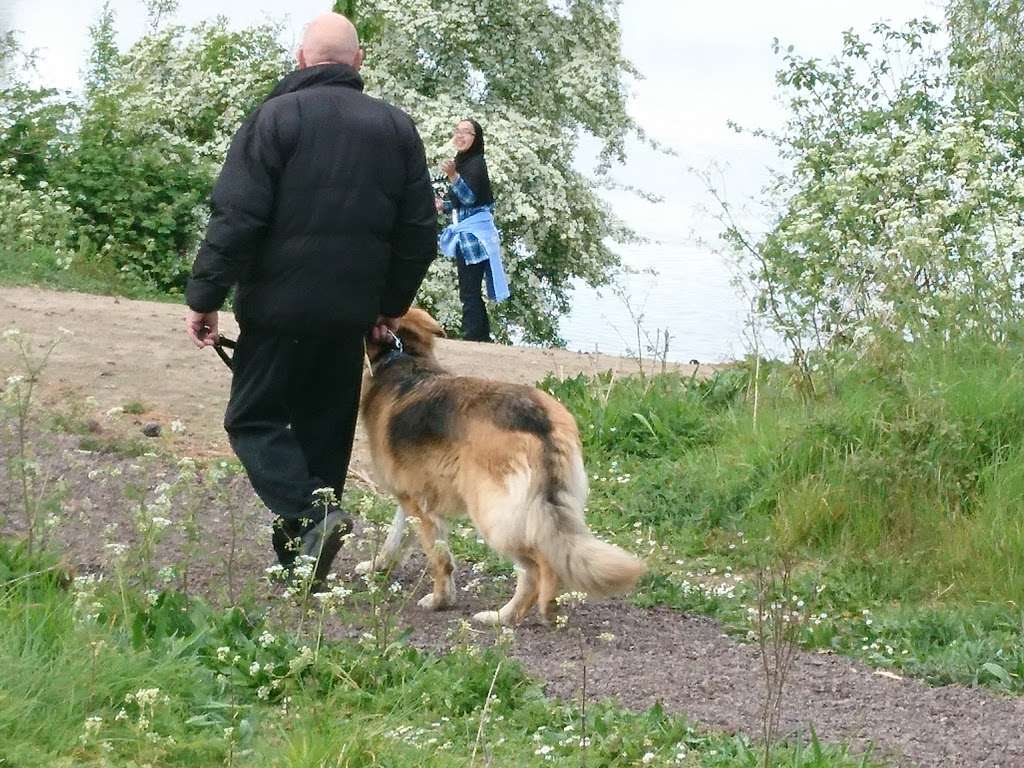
[536,429,647,598]
[554,532,648,598]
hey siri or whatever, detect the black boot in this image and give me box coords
[298,509,354,591]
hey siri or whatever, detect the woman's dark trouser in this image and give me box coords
[456,250,491,342]
[223,328,364,563]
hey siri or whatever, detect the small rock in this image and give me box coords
[142,422,161,437]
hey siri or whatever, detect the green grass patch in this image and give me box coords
[76,432,151,458]
[0,244,178,302]
[540,334,1024,692]
[0,540,880,767]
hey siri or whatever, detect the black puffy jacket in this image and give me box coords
[186,64,436,333]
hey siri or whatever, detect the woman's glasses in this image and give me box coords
[453,128,476,137]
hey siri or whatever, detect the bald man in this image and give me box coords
[185,12,437,588]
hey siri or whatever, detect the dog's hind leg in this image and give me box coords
[473,558,540,626]
[535,556,562,625]
[407,501,456,610]
[355,504,409,575]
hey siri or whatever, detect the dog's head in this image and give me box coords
[366,307,445,368]
[395,308,445,358]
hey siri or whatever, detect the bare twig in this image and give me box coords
[754,558,805,768]
[346,467,382,494]
[469,661,503,768]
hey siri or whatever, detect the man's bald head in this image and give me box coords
[298,12,363,70]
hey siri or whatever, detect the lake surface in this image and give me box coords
[562,240,783,363]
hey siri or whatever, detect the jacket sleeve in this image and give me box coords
[185,102,296,313]
[450,175,477,206]
[378,115,438,318]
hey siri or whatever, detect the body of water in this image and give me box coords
[561,241,781,363]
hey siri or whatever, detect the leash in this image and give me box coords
[213,334,236,370]
[215,329,401,374]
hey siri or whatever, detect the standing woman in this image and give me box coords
[437,118,509,342]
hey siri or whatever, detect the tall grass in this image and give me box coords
[548,334,1024,606]
[544,332,1024,688]
[0,243,173,301]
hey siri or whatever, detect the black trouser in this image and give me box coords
[456,250,492,342]
[223,327,364,560]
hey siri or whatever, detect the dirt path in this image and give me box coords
[3,286,1023,768]
[0,286,706,469]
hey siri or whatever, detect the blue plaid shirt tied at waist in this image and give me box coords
[439,176,510,302]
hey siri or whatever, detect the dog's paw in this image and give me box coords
[472,610,503,626]
[417,592,454,610]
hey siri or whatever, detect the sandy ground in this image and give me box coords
[3,286,1023,768]
[0,286,711,469]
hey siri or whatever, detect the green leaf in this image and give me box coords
[632,411,658,439]
[982,661,1012,686]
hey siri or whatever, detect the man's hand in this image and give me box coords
[370,315,400,344]
[186,309,219,349]
[441,159,457,182]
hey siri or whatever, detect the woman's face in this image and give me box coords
[452,121,476,152]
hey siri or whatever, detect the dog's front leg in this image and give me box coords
[355,503,409,575]
[408,503,456,610]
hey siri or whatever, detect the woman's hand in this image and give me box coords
[441,159,457,181]
[434,197,444,214]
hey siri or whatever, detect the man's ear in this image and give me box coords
[353,48,365,71]
[297,46,307,69]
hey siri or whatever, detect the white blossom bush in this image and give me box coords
[0,161,78,267]
[0,2,291,293]
[714,17,1024,357]
[59,4,292,292]
[0,35,78,263]
[948,0,1024,125]
[344,0,644,342]
[3,0,645,341]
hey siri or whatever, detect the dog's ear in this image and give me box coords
[426,315,446,338]
[401,308,445,338]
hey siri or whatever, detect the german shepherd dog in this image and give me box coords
[357,309,646,625]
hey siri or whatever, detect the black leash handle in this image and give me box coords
[214,334,236,370]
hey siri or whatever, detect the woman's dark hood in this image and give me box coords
[453,118,493,206]
[455,118,485,165]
